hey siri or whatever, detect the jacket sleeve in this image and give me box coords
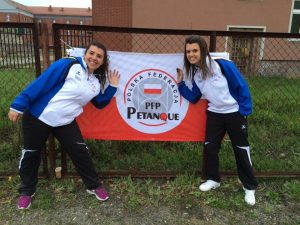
[178,80,202,104]
[91,85,117,109]
[10,58,75,113]
[216,59,252,116]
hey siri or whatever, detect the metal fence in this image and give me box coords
[0,23,41,72]
[0,22,44,177]
[53,25,299,177]
[0,22,299,178]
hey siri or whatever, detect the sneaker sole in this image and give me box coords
[245,199,255,206]
[86,189,109,201]
[18,202,31,210]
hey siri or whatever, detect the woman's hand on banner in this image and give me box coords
[108,69,120,86]
[176,68,183,83]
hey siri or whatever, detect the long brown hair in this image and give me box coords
[184,35,212,80]
[84,42,108,89]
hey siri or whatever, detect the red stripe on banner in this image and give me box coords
[76,98,208,142]
[144,89,162,94]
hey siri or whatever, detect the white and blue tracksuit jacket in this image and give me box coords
[178,58,252,116]
[10,57,117,127]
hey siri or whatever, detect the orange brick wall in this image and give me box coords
[92,0,132,27]
[92,0,133,52]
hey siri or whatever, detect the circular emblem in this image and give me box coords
[116,69,188,134]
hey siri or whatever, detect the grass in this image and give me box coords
[0,70,299,175]
[0,69,35,173]
[0,175,299,224]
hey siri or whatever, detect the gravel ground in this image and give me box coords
[0,178,299,225]
[1,199,299,225]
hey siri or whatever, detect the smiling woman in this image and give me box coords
[7,41,120,210]
[13,0,91,8]
[177,35,258,206]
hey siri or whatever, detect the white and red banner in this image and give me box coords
[69,49,227,142]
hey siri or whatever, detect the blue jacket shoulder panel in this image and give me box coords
[74,57,87,70]
[215,59,252,116]
[10,58,80,114]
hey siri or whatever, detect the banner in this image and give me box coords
[70,49,228,142]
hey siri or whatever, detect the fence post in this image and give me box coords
[48,135,56,178]
[209,31,217,52]
[32,23,41,76]
[41,23,57,178]
[41,23,50,69]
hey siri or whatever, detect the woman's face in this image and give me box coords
[186,43,201,65]
[84,45,105,73]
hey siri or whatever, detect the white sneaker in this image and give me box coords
[199,180,220,192]
[243,187,256,205]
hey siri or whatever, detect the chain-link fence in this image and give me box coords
[0,23,299,177]
[0,23,41,175]
[53,25,300,177]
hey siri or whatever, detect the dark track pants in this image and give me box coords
[203,111,258,190]
[18,111,100,195]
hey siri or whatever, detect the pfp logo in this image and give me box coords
[116,69,188,134]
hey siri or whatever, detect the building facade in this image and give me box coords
[91,0,300,77]
[92,0,298,34]
[0,0,92,46]
[0,0,34,22]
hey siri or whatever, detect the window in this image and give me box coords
[16,28,25,35]
[291,0,300,33]
[6,14,10,22]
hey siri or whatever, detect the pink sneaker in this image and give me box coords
[17,193,35,209]
[86,187,109,201]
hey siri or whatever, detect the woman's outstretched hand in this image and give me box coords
[176,68,183,83]
[8,109,20,123]
[108,69,120,87]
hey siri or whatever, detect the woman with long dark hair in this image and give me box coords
[177,35,258,205]
[8,42,120,209]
